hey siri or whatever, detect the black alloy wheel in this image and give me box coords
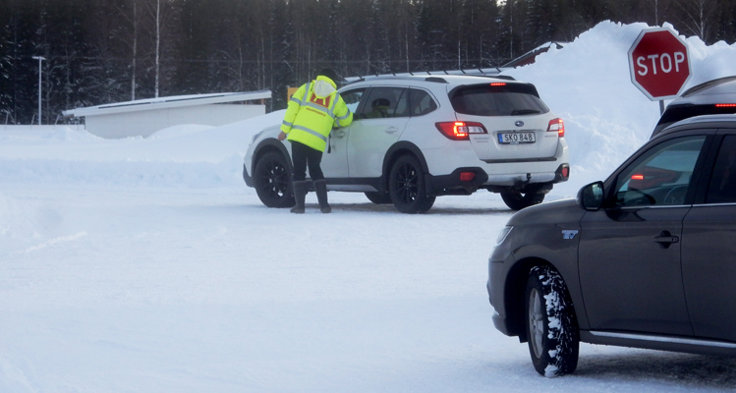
[388,155,435,213]
[253,151,294,208]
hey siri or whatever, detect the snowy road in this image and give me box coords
[2,181,735,392]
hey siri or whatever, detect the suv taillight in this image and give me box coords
[547,118,564,137]
[435,121,487,141]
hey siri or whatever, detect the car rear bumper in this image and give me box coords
[427,163,569,196]
[423,140,569,186]
[427,167,489,195]
[488,163,570,188]
[485,162,569,187]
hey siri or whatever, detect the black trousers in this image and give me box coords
[290,141,324,181]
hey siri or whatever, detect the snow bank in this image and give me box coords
[509,20,736,195]
[0,111,285,187]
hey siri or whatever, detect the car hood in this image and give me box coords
[507,198,584,227]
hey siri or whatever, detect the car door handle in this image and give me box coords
[654,231,679,248]
[385,127,400,134]
[333,130,345,138]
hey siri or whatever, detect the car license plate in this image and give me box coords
[498,131,536,144]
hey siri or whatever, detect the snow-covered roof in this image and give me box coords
[63,90,271,118]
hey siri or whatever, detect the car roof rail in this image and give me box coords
[425,76,448,83]
[343,67,514,84]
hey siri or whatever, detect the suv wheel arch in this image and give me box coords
[252,141,294,208]
[253,139,292,176]
[381,141,430,193]
[503,258,548,341]
[504,258,579,340]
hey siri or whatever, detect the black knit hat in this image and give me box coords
[318,68,339,82]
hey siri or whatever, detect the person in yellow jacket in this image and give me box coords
[277,69,353,213]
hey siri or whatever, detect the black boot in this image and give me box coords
[290,180,307,214]
[314,179,331,213]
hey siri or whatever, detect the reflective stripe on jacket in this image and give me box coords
[280,75,353,152]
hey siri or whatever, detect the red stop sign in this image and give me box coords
[628,28,691,100]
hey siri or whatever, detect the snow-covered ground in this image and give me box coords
[2,21,736,392]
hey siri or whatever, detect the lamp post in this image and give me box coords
[32,56,45,125]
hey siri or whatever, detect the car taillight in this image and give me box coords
[716,103,736,108]
[435,121,487,141]
[459,171,476,182]
[490,82,506,87]
[547,118,565,137]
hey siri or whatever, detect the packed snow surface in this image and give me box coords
[2,21,736,392]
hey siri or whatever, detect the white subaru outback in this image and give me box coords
[243,74,569,213]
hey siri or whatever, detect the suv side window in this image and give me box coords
[614,136,706,207]
[706,135,736,203]
[341,88,366,114]
[408,89,437,116]
[358,87,408,119]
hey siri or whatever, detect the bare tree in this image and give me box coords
[131,0,138,100]
[675,0,714,40]
[138,0,179,98]
[154,0,160,97]
[108,0,140,101]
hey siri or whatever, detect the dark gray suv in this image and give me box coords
[488,114,736,376]
[651,75,736,138]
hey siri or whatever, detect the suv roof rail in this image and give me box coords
[425,76,448,83]
[343,67,513,84]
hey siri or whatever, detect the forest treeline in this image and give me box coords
[1,0,734,124]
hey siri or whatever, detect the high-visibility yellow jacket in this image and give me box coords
[281,75,353,152]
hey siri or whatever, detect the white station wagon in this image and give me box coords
[243,74,569,213]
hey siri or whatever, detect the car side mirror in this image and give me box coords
[577,181,604,211]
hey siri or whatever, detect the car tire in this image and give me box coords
[501,189,545,210]
[388,155,435,213]
[253,151,295,208]
[365,191,392,204]
[525,265,579,377]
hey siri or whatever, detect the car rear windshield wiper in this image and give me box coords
[510,109,542,115]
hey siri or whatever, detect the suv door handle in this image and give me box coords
[333,130,346,138]
[654,231,679,248]
[385,127,399,134]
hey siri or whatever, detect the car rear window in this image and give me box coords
[657,104,736,128]
[449,83,549,116]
